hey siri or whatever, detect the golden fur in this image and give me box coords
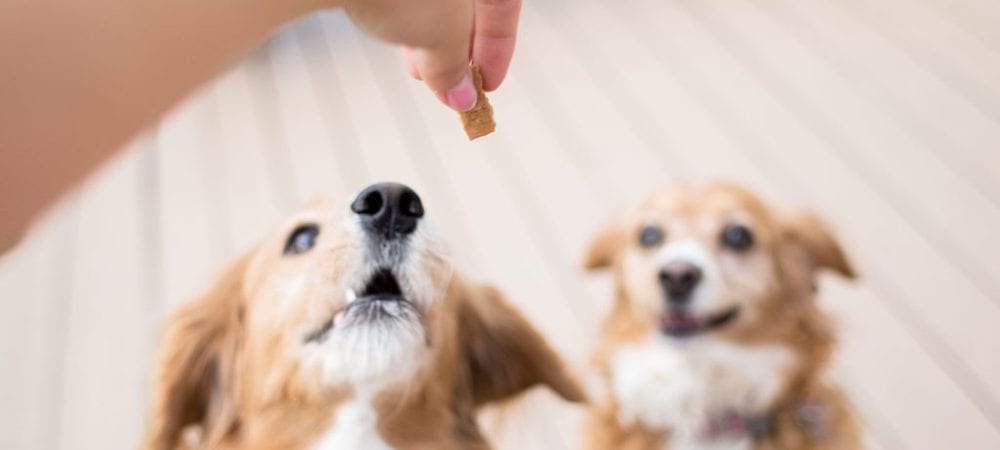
[583,183,861,450]
[143,198,583,450]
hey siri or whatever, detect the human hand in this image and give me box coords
[342,0,521,111]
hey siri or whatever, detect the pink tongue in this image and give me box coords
[668,310,697,325]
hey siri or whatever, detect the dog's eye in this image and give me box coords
[638,225,664,248]
[721,224,754,251]
[284,224,320,255]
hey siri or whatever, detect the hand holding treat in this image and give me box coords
[1,0,522,246]
[345,0,517,138]
[351,1,515,96]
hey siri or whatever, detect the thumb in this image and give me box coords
[415,39,476,112]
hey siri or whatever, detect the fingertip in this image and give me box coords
[481,68,506,92]
[445,68,478,112]
[472,53,512,92]
[472,0,521,91]
[413,45,475,111]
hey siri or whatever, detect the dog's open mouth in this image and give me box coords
[305,268,411,343]
[660,305,741,338]
[351,268,404,303]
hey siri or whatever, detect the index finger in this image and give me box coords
[471,0,522,92]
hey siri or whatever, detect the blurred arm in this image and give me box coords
[0,0,336,250]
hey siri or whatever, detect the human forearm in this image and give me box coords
[0,0,335,248]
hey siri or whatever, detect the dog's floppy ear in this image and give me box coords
[780,211,856,280]
[584,218,631,271]
[143,254,249,450]
[457,283,586,407]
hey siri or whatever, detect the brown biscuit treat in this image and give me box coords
[459,64,496,140]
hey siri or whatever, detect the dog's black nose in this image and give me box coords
[351,182,424,237]
[659,262,702,302]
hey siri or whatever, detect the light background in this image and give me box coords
[2,0,999,448]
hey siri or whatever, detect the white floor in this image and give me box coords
[3,0,1000,448]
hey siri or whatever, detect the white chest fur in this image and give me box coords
[610,336,794,449]
[313,395,395,450]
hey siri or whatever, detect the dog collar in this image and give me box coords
[703,411,774,441]
[702,400,829,442]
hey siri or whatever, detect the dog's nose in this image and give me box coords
[659,262,702,301]
[351,182,424,237]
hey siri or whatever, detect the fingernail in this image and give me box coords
[446,71,477,112]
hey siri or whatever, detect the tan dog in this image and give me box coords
[143,182,584,450]
[583,183,860,450]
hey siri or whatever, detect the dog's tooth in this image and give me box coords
[346,288,357,303]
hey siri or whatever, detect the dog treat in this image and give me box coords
[459,64,496,140]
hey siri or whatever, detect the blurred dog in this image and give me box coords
[583,183,860,450]
[143,182,583,450]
